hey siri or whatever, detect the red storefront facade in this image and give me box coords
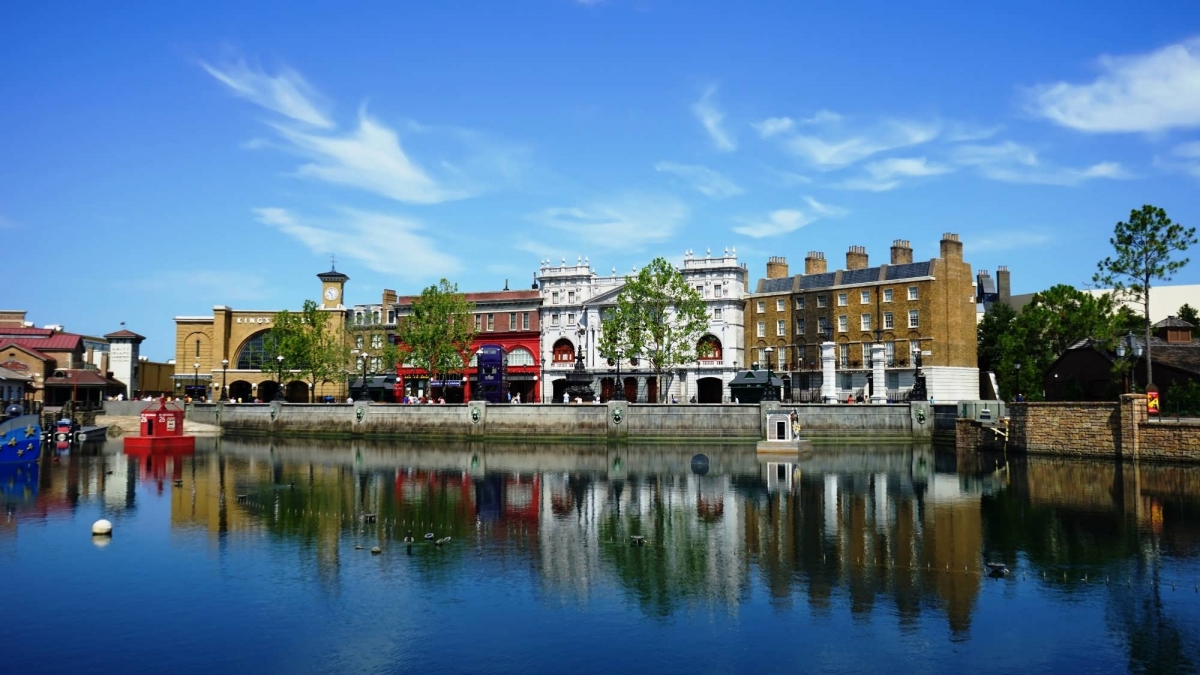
[393,289,543,402]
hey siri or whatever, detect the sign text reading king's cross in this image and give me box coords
[235,317,272,324]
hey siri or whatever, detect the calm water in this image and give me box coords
[6,437,1200,675]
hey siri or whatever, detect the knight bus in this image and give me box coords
[475,344,507,403]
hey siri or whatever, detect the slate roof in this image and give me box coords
[841,267,880,286]
[1061,335,1200,377]
[799,273,837,290]
[760,277,794,294]
[1154,316,1194,329]
[885,261,932,280]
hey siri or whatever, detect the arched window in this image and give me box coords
[236,332,273,370]
[698,335,723,361]
[508,347,535,366]
[195,339,201,358]
[553,339,575,363]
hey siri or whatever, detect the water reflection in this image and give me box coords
[7,438,1200,671]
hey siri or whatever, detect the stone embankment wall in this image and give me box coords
[189,401,933,442]
[962,395,1200,463]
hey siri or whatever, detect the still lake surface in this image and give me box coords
[6,437,1200,674]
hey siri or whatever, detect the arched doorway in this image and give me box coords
[623,377,638,403]
[552,339,575,365]
[697,377,723,403]
[646,376,658,404]
[285,380,309,403]
[697,335,723,362]
[552,378,568,402]
[599,377,615,402]
[258,381,281,402]
[228,380,253,402]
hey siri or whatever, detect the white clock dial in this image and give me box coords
[324,287,339,301]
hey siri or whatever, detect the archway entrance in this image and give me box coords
[599,377,615,402]
[622,377,638,403]
[228,380,252,402]
[646,376,658,404]
[285,381,309,403]
[258,381,281,402]
[697,377,723,404]
[552,378,568,403]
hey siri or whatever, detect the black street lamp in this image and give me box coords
[192,361,199,399]
[1115,331,1144,394]
[612,348,626,401]
[763,346,779,402]
[273,354,286,402]
[220,358,229,402]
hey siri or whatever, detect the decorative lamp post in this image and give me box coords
[220,358,229,402]
[192,362,199,398]
[910,344,927,402]
[360,352,370,401]
[1115,331,1144,394]
[763,346,779,402]
[1014,362,1021,401]
[613,347,626,401]
[273,354,285,402]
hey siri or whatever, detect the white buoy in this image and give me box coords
[92,519,113,536]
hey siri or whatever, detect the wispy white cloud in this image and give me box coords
[654,161,744,198]
[800,110,842,125]
[530,194,688,251]
[951,141,1130,185]
[945,123,1004,142]
[254,207,461,277]
[778,119,940,169]
[1026,37,1200,133]
[270,109,463,204]
[765,167,812,187]
[692,85,736,152]
[732,196,846,239]
[201,60,334,129]
[837,157,952,192]
[751,117,794,139]
[953,141,1039,167]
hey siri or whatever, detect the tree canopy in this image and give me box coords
[394,279,476,396]
[1177,303,1199,337]
[598,257,709,402]
[1094,205,1196,385]
[266,299,346,401]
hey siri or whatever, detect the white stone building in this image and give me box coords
[537,248,746,403]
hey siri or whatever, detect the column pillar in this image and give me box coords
[820,341,836,403]
[870,343,887,404]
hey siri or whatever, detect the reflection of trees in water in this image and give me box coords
[1106,566,1197,674]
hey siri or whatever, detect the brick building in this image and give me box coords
[744,234,978,403]
[388,287,543,403]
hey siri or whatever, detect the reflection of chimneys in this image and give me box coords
[996,266,1011,304]
[940,232,963,261]
[766,256,789,279]
[804,251,827,275]
[890,239,913,265]
[846,245,868,270]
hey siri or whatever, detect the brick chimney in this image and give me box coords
[846,245,868,270]
[382,289,397,305]
[940,232,963,261]
[890,239,913,265]
[804,251,827,275]
[996,266,1010,304]
[766,256,789,279]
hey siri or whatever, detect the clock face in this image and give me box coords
[324,287,339,301]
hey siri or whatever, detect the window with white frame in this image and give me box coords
[355,335,363,349]
[887,371,900,390]
[817,316,828,334]
[551,314,560,327]
[862,343,870,364]
[568,291,576,303]
[837,293,848,306]
[507,347,535,366]
[371,356,382,372]
[776,298,785,311]
[757,348,765,365]
[838,343,849,367]
[757,301,766,313]
[487,314,495,331]
[371,334,383,349]
[509,313,517,331]
[885,340,895,365]
[795,297,805,309]
[715,283,723,297]
[861,314,871,331]
[796,318,805,335]
[777,320,786,336]
[475,314,482,331]
[908,286,919,301]
[387,310,395,324]
[552,291,560,304]
[840,372,853,390]
[884,311,894,329]
[713,307,723,321]
[860,290,870,304]
[838,315,848,332]
[757,321,766,338]
[522,312,530,330]
[777,346,787,368]
[697,284,705,297]
[567,313,575,325]
[883,288,893,302]
[908,309,919,328]
[817,295,827,308]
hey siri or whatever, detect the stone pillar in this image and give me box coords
[1119,394,1146,460]
[870,343,886,404]
[820,341,836,403]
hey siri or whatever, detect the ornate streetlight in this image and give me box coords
[359,351,370,401]
[273,354,286,402]
[910,344,927,402]
[220,358,229,402]
[763,346,779,402]
[1115,331,1144,394]
[192,362,199,399]
[612,347,626,401]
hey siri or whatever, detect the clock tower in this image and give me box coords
[318,265,350,310]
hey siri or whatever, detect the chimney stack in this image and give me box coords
[766,256,789,279]
[890,239,913,265]
[846,245,868,270]
[804,251,827,275]
[939,232,963,261]
[996,266,1011,305]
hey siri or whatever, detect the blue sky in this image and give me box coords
[4,2,1200,359]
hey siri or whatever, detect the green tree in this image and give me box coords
[394,279,476,399]
[1094,205,1197,386]
[268,299,344,402]
[1177,303,1199,337]
[598,257,709,402]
